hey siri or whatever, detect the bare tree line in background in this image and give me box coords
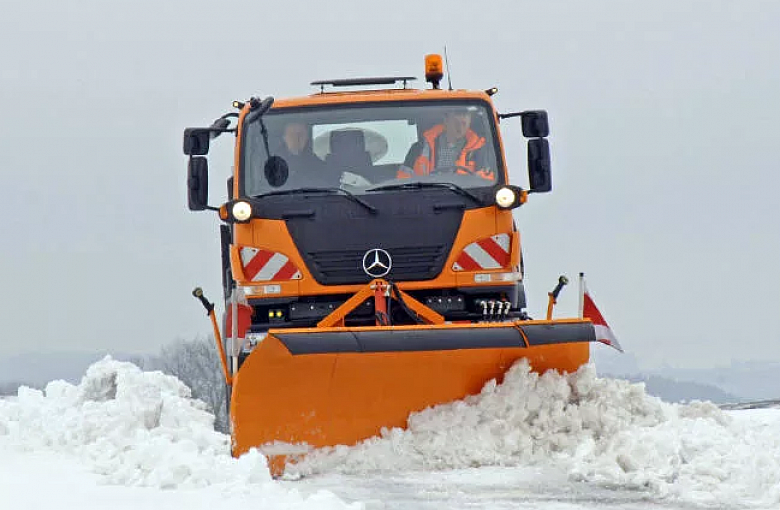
[145,337,230,433]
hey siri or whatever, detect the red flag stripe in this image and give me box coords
[582,292,607,326]
[225,303,253,338]
[583,290,623,352]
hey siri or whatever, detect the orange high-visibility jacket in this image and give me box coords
[398,125,493,180]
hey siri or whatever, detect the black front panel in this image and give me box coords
[283,192,466,285]
[307,245,448,284]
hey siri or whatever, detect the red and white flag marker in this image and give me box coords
[579,273,624,352]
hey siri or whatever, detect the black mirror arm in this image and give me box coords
[244,96,275,125]
[192,112,236,142]
[498,111,545,121]
[209,113,240,139]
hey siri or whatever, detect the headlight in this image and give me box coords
[495,187,516,208]
[232,201,252,221]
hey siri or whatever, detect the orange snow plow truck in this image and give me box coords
[184,55,598,471]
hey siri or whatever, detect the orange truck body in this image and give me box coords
[183,65,596,474]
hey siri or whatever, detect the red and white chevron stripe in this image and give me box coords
[452,234,510,271]
[240,247,301,282]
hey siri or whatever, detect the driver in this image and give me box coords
[397,107,493,180]
[277,121,325,172]
[263,121,333,189]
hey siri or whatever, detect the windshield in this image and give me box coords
[241,101,502,197]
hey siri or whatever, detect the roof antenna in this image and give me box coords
[444,46,453,91]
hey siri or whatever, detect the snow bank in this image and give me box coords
[290,360,780,508]
[0,357,360,509]
[2,355,778,508]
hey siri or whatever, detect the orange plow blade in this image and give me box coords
[230,319,595,469]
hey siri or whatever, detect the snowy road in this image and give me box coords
[1,447,754,510]
[0,444,745,510]
[290,467,685,510]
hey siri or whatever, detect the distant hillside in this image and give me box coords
[592,347,779,402]
[721,399,780,410]
[600,373,741,404]
[652,362,780,401]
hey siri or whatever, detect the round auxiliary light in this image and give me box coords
[232,201,252,221]
[495,187,516,208]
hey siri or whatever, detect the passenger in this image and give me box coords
[398,108,494,180]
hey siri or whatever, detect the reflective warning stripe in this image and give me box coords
[453,234,510,271]
[240,247,302,281]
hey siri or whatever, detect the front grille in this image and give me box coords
[307,245,447,285]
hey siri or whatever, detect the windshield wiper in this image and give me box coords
[254,187,377,214]
[367,182,483,205]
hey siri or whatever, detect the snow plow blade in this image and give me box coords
[230,319,595,468]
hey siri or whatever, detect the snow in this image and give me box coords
[0,357,359,510]
[288,361,780,508]
[1,356,779,509]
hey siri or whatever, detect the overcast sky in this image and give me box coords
[2,0,779,370]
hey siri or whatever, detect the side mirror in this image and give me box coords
[521,110,549,138]
[187,157,209,210]
[183,128,211,156]
[527,138,552,193]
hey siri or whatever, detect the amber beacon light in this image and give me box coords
[425,54,444,89]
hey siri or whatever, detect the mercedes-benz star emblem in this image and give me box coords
[362,248,392,278]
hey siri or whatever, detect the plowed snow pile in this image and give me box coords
[3,356,778,508]
[0,357,357,510]
[289,360,780,508]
